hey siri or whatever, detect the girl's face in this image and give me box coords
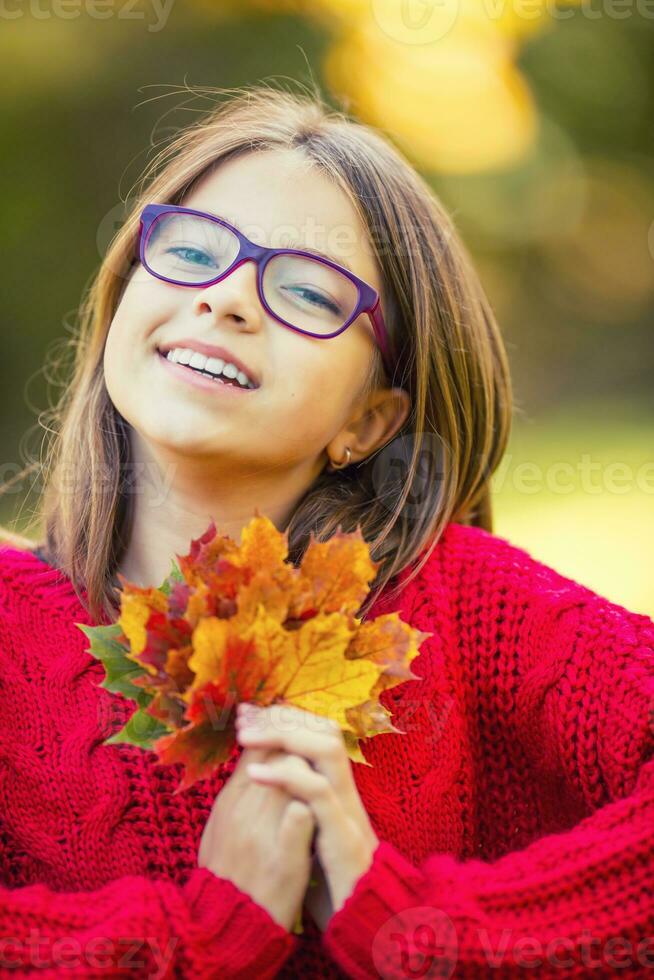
[104,149,391,480]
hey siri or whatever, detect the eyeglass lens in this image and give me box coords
[144,212,360,336]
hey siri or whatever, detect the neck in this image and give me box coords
[116,428,321,589]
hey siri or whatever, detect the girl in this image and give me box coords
[0,83,652,979]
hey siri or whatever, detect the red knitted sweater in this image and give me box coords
[0,521,652,978]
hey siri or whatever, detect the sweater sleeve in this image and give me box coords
[0,859,298,977]
[322,590,654,979]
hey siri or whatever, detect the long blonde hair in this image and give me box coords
[1,82,513,624]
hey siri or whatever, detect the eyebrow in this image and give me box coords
[283,240,354,275]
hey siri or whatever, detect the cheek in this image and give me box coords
[265,366,353,441]
[104,304,141,403]
[103,278,173,399]
[103,312,129,409]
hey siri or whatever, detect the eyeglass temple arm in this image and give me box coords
[368,300,394,379]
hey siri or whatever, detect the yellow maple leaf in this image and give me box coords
[269,612,385,730]
[119,587,168,665]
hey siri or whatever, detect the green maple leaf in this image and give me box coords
[105,707,171,748]
[76,622,151,706]
[76,622,173,750]
[160,558,184,597]
[76,567,184,753]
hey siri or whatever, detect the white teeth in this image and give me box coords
[162,347,256,388]
[189,351,208,371]
[205,356,225,374]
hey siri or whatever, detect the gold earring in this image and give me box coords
[328,446,352,471]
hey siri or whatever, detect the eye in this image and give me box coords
[281,284,342,315]
[167,246,218,268]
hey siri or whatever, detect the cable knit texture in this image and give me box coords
[0,521,652,977]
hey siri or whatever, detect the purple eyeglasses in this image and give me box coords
[135,203,395,378]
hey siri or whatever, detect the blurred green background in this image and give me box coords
[0,0,652,615]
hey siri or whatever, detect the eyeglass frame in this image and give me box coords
[134,203,395,378]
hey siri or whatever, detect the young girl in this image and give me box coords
[0,84,652,979]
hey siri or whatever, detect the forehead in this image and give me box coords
[182,149,381,290]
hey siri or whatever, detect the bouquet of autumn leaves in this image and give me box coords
[78,510,431,795]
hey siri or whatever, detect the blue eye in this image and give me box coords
[168,246,217,268]
[283,285,342,315]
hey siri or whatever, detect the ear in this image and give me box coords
[327,386,411,466]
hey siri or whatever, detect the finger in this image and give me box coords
[246,754,348,837]
[237,714,349,790]
[228,746,287,799]
[277,800,315,855]
[238,702,340,739]
[227,746,268,788]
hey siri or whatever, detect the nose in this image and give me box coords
[190,258,263,329]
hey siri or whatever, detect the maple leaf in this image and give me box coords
[268,612,385,731]
[295,527,380,616]
[76,623,149,704]
[155,719,235,794]
[79,509,431,792]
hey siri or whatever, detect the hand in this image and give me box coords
[197,743,316,932]
[235,703,379,922]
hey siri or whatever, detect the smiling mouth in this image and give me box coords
[156,349,259,390]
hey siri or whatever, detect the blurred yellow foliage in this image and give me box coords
[323,23,538,173]
[187,0,583,173]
